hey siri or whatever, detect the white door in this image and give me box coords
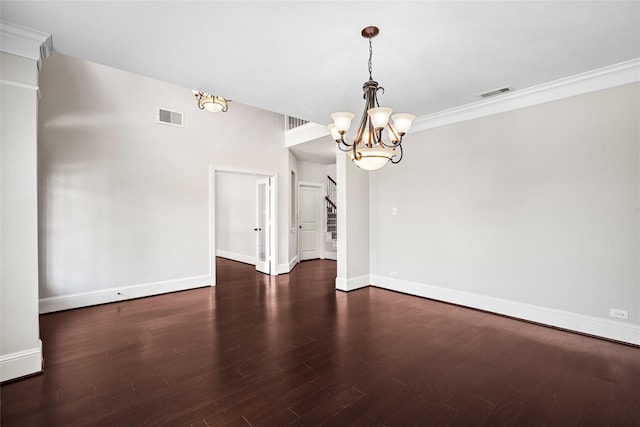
[255,177,270,274]
[299,184,322,261]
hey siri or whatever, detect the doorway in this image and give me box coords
[209,166,277,284]
[298,182,323,261]
[254,177,271,274]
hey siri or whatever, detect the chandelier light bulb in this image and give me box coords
[331,112,355,133]
[391,113,416,135]
[204,99,223,112]
[367,107,393,129]
[328,124,342,141]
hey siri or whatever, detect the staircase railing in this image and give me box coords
[326,175,337,240]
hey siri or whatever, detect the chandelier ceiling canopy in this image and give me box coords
[328,26,415,171]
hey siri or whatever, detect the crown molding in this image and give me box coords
[0,21,52,65]
[410,58,640,134]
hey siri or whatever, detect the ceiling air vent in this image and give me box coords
[157,108,184,127]
[479,86,512,99]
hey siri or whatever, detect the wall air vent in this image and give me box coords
[157,108,184,127]
[286,116,309,130]
[479,86,512,99]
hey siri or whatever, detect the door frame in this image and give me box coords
[255,176,272,275]
[209,165,278,285]
[298,181,325,262]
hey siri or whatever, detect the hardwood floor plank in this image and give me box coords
[2,258,638,426]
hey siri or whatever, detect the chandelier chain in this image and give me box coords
[368,37,373,80]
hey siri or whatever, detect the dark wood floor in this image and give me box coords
[1,258,638,426]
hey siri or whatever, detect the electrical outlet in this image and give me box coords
[392,207,398,216]
[389,270,398,277]
[610,308,628,320]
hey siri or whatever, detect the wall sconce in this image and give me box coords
[192,90,230,112]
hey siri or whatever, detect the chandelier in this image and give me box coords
[328,26,416,170]
[192,90,230,112]
[328,26,415,171]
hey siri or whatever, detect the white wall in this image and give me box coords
[297,160,334,183]
[37,53,291,312]
[370,83,640,344]
[1,52,42,381]
[326,163,336,182]
[215,172,259,265]
[336,152,370,291]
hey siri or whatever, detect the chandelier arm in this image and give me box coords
[196,92,205,110]
[375,86,384,108]
[372,86,384,142]
[375,128,383,144]
[352,144,362,161]
[354,94,371,146]
[378,123,401,148]
[378,138,395,148]
[340,134,355,148]
[365,83,379,147]
[390,143,404,164]
[368,120,376,148]
[336,140,354,152]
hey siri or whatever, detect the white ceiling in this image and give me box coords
[2,1,639,163]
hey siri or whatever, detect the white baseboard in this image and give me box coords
[335,275,370,292]
[216,250,256,266]
[0,339,42,382]
[370,275,640,345]
[323,252,337,261]
[277,256,298,275]
[39,275,212,313]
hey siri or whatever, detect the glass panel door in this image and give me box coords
[255,177,270,274]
